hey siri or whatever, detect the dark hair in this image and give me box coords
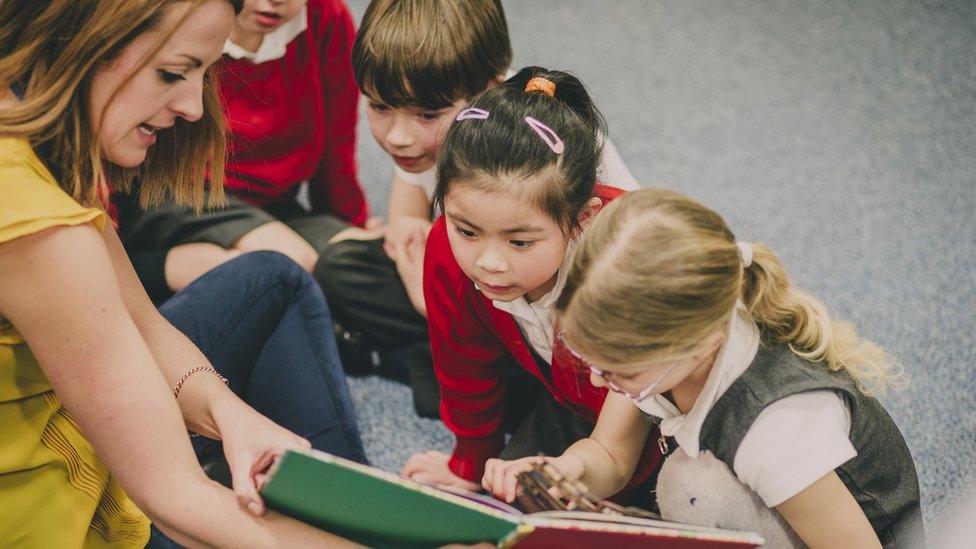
[433,66,607,233]
[352,0,512,109]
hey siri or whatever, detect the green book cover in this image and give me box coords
[260,449,522,548]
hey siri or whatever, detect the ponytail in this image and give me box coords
[558,189,907,397]
[742,243,906,395]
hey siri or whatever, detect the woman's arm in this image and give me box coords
[776,471,881,549]
[0,223,357,547]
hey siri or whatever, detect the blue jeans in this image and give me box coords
[148,252,366,547]
[159,251,366,462]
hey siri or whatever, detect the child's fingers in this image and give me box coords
[482,458,502,492]
[502,461,533,502]
[400,453,424,477]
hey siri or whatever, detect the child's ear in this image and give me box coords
[577,198,603,231]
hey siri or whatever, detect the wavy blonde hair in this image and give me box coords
[556,189,906,395]
[0,0,242,209]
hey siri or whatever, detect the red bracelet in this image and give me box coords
[172,366,228,399]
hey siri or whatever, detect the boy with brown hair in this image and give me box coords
[319,0,638,415]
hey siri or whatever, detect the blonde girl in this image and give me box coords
[0,0,361,545]
[483,189,923,548]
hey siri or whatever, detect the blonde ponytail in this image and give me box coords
[558,189,906,396]
[742,243,906,395]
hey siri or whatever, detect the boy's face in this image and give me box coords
[365,95,467,174]
[236,0,307,34]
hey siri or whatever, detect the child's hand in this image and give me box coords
[383,216,432,261]
[482,455,586,503]
[401,450,482,492]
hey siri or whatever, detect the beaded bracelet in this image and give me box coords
[172,366,228,438]
[172,366,228,399]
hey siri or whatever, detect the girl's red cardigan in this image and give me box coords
[423,184,663,498]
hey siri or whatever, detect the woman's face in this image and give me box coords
[88,0,235,168]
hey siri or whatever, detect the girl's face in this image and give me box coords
[365,95,467,174]
[445,185,570,303]
[235,0,307,34]
[581,330,727,402]
[88,0,234,168]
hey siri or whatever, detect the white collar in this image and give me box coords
[490,240,577,321]
[635,301,761,457]
[223,9,308,64]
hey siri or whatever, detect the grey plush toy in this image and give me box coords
[656,450,805,548]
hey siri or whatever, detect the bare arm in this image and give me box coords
[776,471,881,549]
[388,172,431,224]
[483,391,652,502]
[564,391,653,497]
[0,224,358,547]
[384,174,432,316]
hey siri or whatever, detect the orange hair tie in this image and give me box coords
[525,77,556,97]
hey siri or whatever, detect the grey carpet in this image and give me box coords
[343,0,976,532]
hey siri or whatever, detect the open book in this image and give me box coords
[261,449,765,548]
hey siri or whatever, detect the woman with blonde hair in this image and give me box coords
[0,0,363,545]
[483,189,923,548]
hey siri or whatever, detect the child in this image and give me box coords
[0,0,360,545]
[482,189,924,547]
[116,0,376,304]
[398,67,664,506]
[318,0,639,400]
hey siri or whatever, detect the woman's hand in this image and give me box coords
[212,399,311,515]
[401,451,482,492]
[482,454,585,503]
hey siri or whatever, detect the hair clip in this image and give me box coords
[524,116,564,154]
[525,77,556,97]
[456,107,490,121]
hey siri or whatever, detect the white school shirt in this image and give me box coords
[223,9,308,64]
[487,241,577,365]
[635,303,857,507]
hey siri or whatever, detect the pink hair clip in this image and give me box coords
[456,107,490,121]
[524,116,564,154]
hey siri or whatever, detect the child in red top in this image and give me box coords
[399,67,663,507]
[115,0,377,303]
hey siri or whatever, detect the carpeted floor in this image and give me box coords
[342,0,976,533]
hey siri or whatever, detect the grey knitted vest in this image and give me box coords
[698,343,924,548]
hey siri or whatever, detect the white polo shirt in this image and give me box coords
[635,303,857,507]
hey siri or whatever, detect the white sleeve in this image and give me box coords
[393,165,437,200]
[598,134,640,190]
[732,390,856,507]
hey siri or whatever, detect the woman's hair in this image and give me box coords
[352,0,511,109]
[0,0,243,209]
[556,189,906,395]
[433,66,606,233]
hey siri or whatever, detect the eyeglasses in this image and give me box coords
[556,330,684,405]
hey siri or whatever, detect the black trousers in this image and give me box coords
[315,237,427,349]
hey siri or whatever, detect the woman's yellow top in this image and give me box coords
[0,137,150,547]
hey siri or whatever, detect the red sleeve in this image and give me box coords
[308,0,368,225]
[424,218,508,481]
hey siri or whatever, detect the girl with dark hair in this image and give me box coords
[400,67,663,507]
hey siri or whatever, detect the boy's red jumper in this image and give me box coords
[217,0,368,225]
[423,184,664,495]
